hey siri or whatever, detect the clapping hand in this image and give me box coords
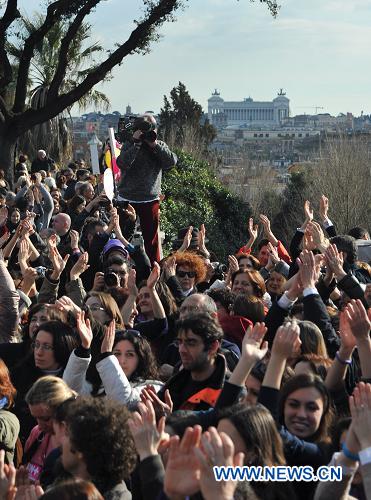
[76,309,93,349]
[272,321,302,360]
[195,428,244,500]
[147,262,160,290]
[344,299,371,343]
[164,426,202,497]
[179,226,193,252]
[70,252,89,281]
[241,322,268,363]
[349,382,371,449]
[101,320,115,353]
[319,195,329,222]
[304,200,314,223]
[140,385,173,418]
[128,399,166,461]
[248,217,258,241]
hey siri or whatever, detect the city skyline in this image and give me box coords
[20,0,371,117]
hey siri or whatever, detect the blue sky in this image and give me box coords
[18,0,371,116]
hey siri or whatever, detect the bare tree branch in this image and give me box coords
[0,0,21,91]
[47,0,100,103]
[15,0,181,132]
[12,0,92,113]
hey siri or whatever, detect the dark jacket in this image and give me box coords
[117,141,176,202]
[158,354,227,411]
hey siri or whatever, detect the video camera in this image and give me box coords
[116,115,157,144]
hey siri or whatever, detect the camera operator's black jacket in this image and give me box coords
[116,141,177,202]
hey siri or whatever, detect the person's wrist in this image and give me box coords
[357,336,371,346]
[338,346,354,360]
[271,351,288,362]
[50,270,61,280]
[336,350,352,365]
[138,449,159,461]
[82,340,91,349]
[334,269,346,281]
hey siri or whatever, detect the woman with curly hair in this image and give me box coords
[96,328,162,409]
[63,313,162,408]
[162,251,207,305]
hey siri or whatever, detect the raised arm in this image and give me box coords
[0,250,19,343]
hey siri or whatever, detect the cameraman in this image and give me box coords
[116,114,177,264]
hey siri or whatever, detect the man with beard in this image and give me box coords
[157,313,226,411]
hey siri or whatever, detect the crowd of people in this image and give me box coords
[0,132,369,500]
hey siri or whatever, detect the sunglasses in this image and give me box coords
[176,270,196,278]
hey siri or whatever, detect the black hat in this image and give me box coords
[172,226,208,250]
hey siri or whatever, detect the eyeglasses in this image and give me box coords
[176,270,196,278]
[174,338,202,348]
[32,341,54,352]
[179,305,200,315]
[87,304,106,312]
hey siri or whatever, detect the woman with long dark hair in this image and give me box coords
[11,321,79,443]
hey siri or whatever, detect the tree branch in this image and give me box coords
[14,0,181,132]
[0,95,11,121]
[47,0,100,103]
[0,0,21,91]
[12,0,93,113]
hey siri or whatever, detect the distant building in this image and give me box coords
[208,89,290,128]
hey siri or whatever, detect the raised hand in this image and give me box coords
[52,295,81,318]
[162,256,176,279]
[338,311,357,357]
[92,271,105,291]
[306,221,329,251]
[319,195,329,222]
[248,217,258,241]
[128,399,166,460]
[147,262,160,290]
[325,243,345,280]
[164,426,202,497]
[304,200,314,223]
[241,322,268,362]
[266,241,280,270]
[69,229,80,250]
[101,320,115,353]
[127,268,138,296]
[76,310,93,349]
[272,321,302,360]
[344,299,371,342]
[140,386,173,418]
[178,226,193,252]
[227,254,239,274]
[123,204,136,222]
[0,207,8,227]
[259,214,271,235]
[18,238,30,271]
[0,449,16,500]
[349,382,371,449]
[195,428,244,500]
[49,237,69,279]
[70,252,89,281]
[297,250,320,289]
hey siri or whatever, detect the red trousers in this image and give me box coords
[131,200,160,264]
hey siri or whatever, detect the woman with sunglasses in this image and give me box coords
[162,251,207,305]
